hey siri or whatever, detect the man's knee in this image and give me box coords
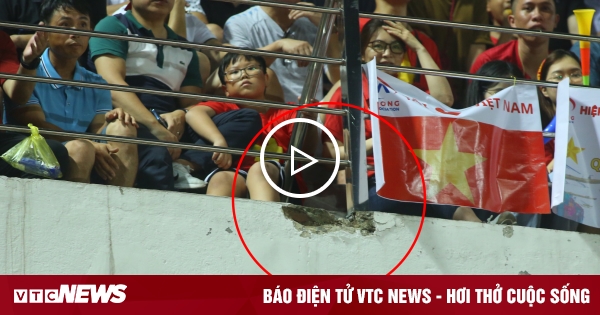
[105,121,137,138]
[66,140,94,161]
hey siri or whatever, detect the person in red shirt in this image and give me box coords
[358,0,442,93]
[185,52,314,201]
[0,29,70,178]
[471,0,559,79]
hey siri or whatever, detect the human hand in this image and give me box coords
[105,108,139,128]
[21,22,47,64]
[161,110,186,140]
[212,139,232,169]
[150,124,182,160]
[382,20,424,52]
[288,2,322,26]
[279,38,313,67]
[92,142,120,181]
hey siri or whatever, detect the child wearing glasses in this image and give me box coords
[185,52,314,201]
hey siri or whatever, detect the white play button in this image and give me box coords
[259,118,340,199]
[290,145,319,176]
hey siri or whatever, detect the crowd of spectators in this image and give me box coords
[0,0,598,234]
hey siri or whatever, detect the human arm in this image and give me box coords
[168,0,188,39]
[2,27,47,105]
[185,105,232,169]
[223,19,313,67]
[93,55,181,158]
[383,21,454,106]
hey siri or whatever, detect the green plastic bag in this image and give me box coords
[1,124,63,179]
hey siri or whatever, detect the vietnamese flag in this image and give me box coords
[366,62,550,214]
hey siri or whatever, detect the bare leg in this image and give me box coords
[104,121,138,187]
[64,140,95,183]
[452,206,483,223]
[246,163,280,202]
[206,171,247,197]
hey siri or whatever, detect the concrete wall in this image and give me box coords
[1,176,599,275]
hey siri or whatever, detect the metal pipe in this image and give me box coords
[0,72,346,115]
[282,0,339,200]
[214,0,341,14]
[375,65,562,87]
[0,125,348,166]
[359,12,600,43]
[0,21,344,65]
[341,0,369,215]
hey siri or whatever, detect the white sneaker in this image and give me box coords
[173,162,206,189]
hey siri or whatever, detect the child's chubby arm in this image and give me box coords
[186,105,232,169]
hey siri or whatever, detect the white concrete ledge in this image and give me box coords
[1,176,599,275]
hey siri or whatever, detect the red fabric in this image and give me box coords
[359,18,442,92]
[490,35,499,46]
[0,30,19,86]
[377,116,550,213]
[323,73,374,177]
[470,40,529,79]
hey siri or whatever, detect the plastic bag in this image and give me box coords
[1,124,63,179]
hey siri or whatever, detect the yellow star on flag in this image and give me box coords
[413,123,486,203]
[566,137,584,164]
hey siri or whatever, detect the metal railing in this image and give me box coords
[4,1,594,214]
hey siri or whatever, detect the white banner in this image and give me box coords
[553,83,600,228]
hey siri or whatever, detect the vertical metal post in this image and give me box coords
[282,0,339,200]
[339,0,368,214]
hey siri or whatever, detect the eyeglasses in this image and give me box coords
[368,40,404,54]
[225,65,263,82]
[547,72,583,83]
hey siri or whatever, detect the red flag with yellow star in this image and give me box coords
[368,65,550,214]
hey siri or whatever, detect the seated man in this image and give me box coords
[0,29,70,178]
[471,0,559,79]
[4,0,137,186]
[91,0,262,190]
[185,53,315,201]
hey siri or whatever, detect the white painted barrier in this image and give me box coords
[1,176,599,275]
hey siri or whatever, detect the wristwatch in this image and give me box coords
[177,108,189,114]
[20,56,41,70]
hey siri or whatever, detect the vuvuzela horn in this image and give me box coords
[574,9,596,86]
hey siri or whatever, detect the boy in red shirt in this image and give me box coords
[186,53,315,201]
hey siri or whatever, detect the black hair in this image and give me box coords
[40,0,91,24]
[360,19,406,60]
[538,49,581,127]
[465,61,524,107]
[218,53,267,85]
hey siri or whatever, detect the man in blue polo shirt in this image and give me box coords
[4,0,138,186]
[90,0,262,191]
